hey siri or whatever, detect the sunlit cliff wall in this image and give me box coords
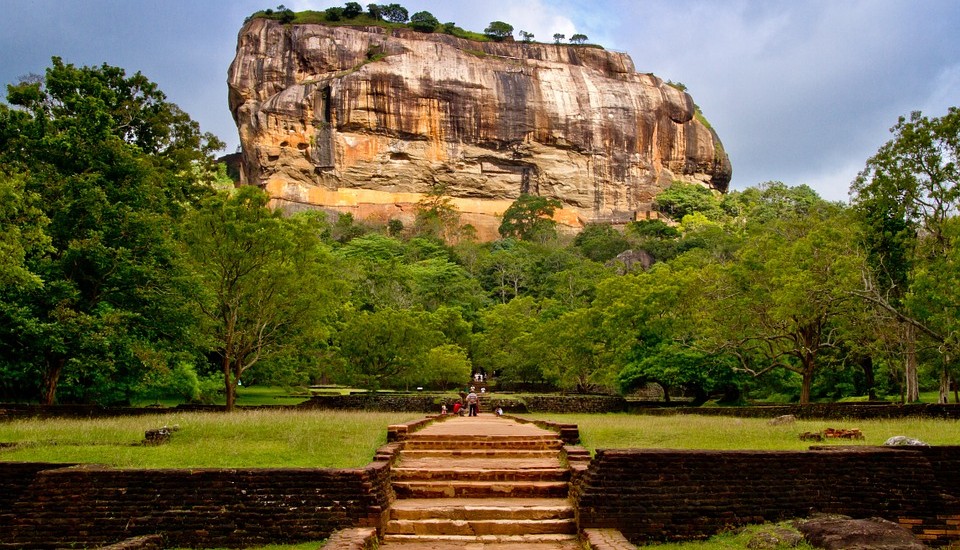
[228,19,732,239]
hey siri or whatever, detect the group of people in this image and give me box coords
[440,385,503,417]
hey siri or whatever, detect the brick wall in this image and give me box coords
[575,446,960,546]
[629,402,960,420]
[5,400,957,420]
[0,458,396,549]
[299,394,628,414]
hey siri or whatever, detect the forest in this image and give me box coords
[1,58,958,410]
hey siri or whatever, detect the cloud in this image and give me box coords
[2,0,956,203]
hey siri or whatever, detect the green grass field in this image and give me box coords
[3,409,957,468]
[529,413,960,452]
[0,410,414,468]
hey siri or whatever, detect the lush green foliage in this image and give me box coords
[0,58,222,405]
[0,58,956,407]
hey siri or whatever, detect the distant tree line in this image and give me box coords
[2,57,958,410]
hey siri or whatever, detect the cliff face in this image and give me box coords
[228,19,731,238]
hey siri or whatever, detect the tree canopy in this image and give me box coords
[484,21,514,41]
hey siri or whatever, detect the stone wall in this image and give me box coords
[298,394,444,413]
[4,399,957,420]
[0,456,397,549]
[575,446,960,546]
[298,394,628,414]
[524,395,626,414]
[628,402,960,419]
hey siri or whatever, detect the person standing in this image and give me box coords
[466,387,479,416]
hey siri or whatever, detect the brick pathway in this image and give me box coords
[379,414,585,550]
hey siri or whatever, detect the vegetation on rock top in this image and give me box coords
[247,3,598,47]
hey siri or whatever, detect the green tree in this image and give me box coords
[471,297,547,386]
[569,33,588,44]
[592,262,734,403]
[421,344,472,390]
[851,107,960,402]
[275,4,295,23]
[654,181,722,221]
[519,30,535,43]
[409,11,440,32]
[380,3,408,23]
[324,7,345,21]
[414,183,462,242]
[484,21,514,41]
[498,194,563,241]
[343,2,363,18]
[180,187,342,411]
[0,58,221,404]
[479,241,532,303]
[335,308,442,390]
[704,202,863,403]
[574,223,630,262]
[553,33,565,44]
[367,3,383,19]
[533,308,615,392]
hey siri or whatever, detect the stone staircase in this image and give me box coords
[381,416,580,548]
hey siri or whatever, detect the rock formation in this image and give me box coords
[228,18,732,239]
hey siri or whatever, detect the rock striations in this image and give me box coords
[228,18,732,239]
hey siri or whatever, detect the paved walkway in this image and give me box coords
[378,414,583,550]
[412,414,558,437]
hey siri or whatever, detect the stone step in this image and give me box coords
[381,533,581,545]
[392,467,569,483]
[385,518,577,536]
[393,480,569,499]
[397,456,563,471]
[399,449,561,460]
[388,498,574,522]
[379,542,582,550]
[404,435,560,443]
[403,437,563,450]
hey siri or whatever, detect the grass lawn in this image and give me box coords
[0,410,414,468]
[528,413,960,452]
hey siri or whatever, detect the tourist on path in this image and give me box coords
[466,387,479,416]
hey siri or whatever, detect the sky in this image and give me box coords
[1,0,957,202]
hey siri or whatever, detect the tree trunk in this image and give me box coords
[859,355,877,401]
[904,323,919,403]
[223,354,236,412]
[41,355,65,406]
[939,355,950,404]
[800,368,813,405]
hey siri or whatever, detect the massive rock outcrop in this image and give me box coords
[228,18,731,239]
